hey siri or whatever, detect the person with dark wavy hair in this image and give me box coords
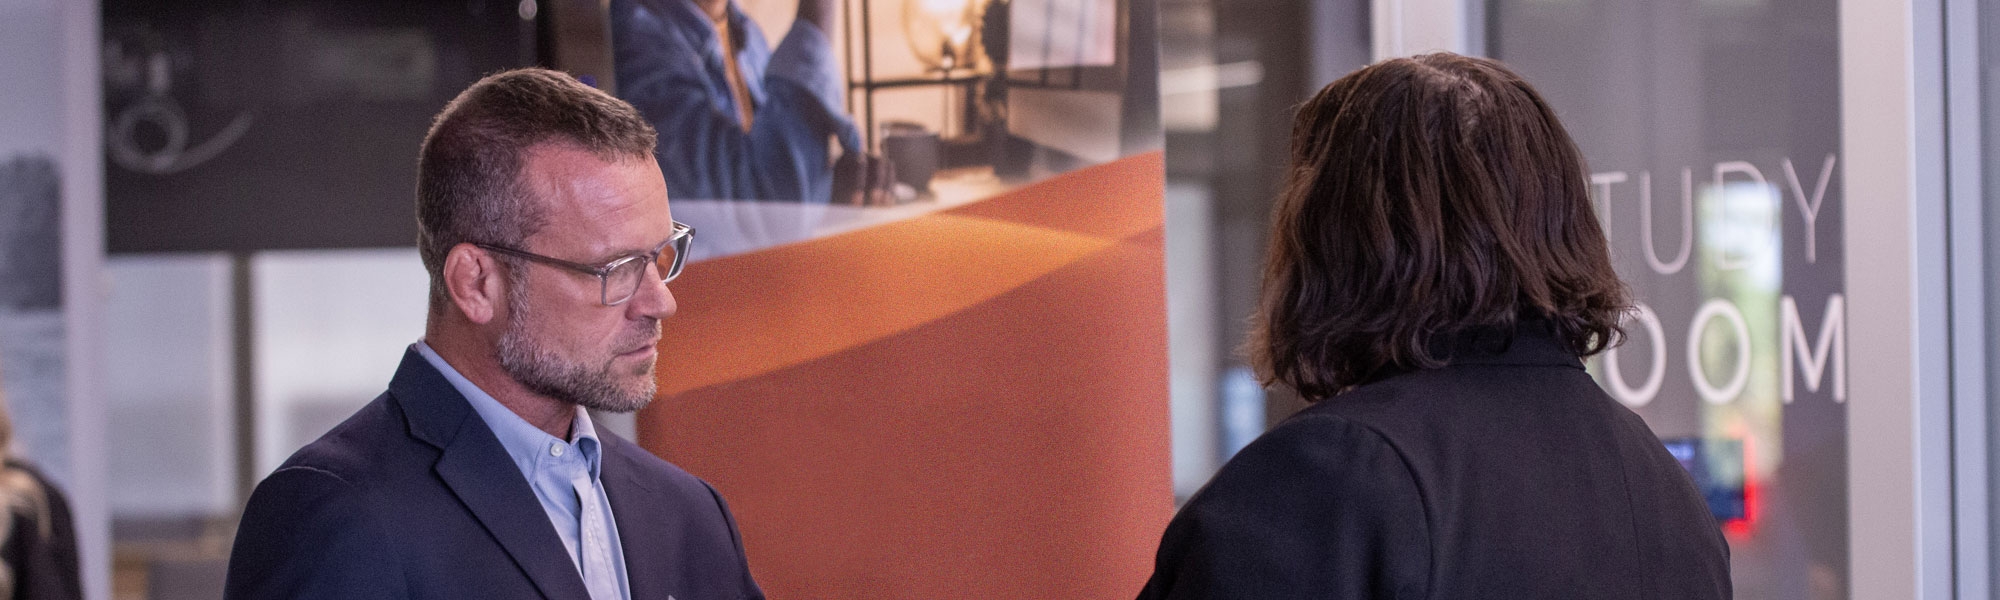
[1135,53,1730,599]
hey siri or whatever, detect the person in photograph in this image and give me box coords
[1135,53,1731,599]
[611,0,892,204]
[225,68,763,600]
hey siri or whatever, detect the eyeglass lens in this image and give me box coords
[603,241,685,305]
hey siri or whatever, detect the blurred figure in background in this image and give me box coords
[0,364,81,600]
[1135,53,1730,599]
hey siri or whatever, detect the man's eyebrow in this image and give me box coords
[587,235,675,264]
[586,247,649,264]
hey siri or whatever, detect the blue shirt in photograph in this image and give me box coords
[612,0,862,203]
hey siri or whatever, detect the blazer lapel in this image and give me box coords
[390,348,593,600]
[435,420,594,600]
[601,435,682,600]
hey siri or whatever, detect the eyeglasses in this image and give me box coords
[475,221,695,306]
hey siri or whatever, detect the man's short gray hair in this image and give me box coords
[415,68,659,311]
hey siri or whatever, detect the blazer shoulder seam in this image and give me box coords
[1289,412,1438,599]
[273,463,358,487]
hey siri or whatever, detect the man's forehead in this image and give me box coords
[520,142,652,180]
[521,145,663,201]
[517,144,672,252]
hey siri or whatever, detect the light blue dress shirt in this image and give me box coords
[414,342,631,600]
[611,0,861,203]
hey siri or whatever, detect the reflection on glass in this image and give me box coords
[1695,178,1782,538]
[1493,0,1848,596]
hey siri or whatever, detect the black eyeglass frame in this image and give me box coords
[474,221,695,306]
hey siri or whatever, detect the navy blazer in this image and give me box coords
[1137,324,1731,600]
[225,349,764,600]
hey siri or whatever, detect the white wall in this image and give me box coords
[1841,0,1954,597]
[1371,0,1466,60]
[0,0,66,160]
[0,0,109,597]
[104,256,236,518]
[0,0,74,482]
[251,249,430,478]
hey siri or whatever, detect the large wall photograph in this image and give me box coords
[614,0,1174,597]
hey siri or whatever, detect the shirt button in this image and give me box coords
[550,444,565,457]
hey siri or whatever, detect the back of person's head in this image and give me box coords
[416,67,659,313]
[1251,52,1629,401]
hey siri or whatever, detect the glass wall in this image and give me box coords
[98,0,531,594]
[102,250,429,599]
[1158,0,1369,500]
[1489,1,1846,597]
[103,256,234,599]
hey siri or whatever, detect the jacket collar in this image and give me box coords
[387,347,474,450]
[634,0,751,53]
[386,348,595,600]
[1428,318,1586,369]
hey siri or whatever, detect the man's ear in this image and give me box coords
[443,243,507,325]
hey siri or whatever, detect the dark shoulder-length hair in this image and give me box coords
[1250,52,1630,401]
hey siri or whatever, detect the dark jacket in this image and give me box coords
[0,460,79,600]
[225,349,764,600]
[1137,325,1731,599]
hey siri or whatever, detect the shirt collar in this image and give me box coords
[640,0,770,110]
[656,0,750,50]
[412,341,604,479]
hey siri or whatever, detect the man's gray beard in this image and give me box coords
[495,282,659,414]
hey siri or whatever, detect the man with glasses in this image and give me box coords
[225,68,763,600]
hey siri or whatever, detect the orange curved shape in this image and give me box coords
[651,213,1117,397]
[639,153,1173,599]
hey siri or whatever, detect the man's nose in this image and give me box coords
[627,271,677,320]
